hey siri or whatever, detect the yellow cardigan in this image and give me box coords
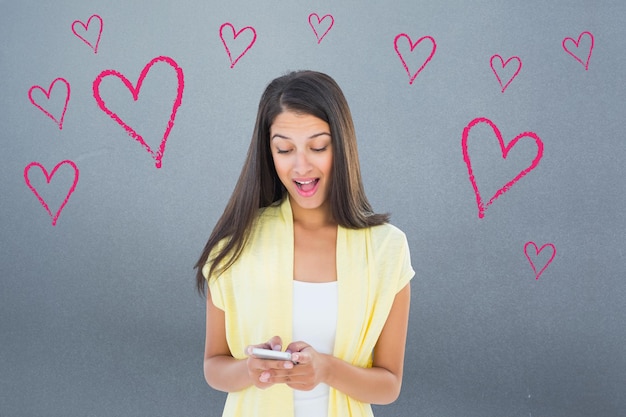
[203,198,414,417]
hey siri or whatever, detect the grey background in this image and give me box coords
[2,1,625,416]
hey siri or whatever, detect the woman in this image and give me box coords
[195,70,414,417]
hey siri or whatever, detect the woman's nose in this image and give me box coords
[293,150,312,175]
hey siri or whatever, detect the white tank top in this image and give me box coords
[292,280,338,417]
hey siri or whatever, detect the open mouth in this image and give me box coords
[294,179,319,195]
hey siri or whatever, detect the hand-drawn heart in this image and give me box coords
[219,23,257,68]
[92,56,185,169]
[462,117,544,218]
[524,241,556,280]
[308,13,334,44]
[490,54,522,93]
[71,14,103,53]
[562,31,594,70]
[393,34,436,85]
[28,77,71,130]
[24,160,79,226]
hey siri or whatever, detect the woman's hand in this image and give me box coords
[245,336,295,389]
[282,341,329,391]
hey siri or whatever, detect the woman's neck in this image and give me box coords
[289,196,336,230]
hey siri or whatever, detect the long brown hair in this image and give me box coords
[194,70,388,294]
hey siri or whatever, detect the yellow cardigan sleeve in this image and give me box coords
[329,223,415,417]
[203,201,296,417]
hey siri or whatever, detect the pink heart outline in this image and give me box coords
[490,54,522,93]
[562,31,594,70]
[524,241,556,280]
[71,14,103,54]
[393,34,437,85]
[219,23,257,68]
[24,160,79,226]
[27,77,71,130]
[462,117,544,219]
[308,13,334,44]
[92,55,185,169]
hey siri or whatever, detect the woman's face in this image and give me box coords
[269,110,333,215]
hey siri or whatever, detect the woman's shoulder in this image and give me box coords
[366,222,412,261]
[254,201,284,229]
[241,200,289,244]
[341,222,410,256]
[368,221,408,242]
[258,200,283,218]
[355,222,414,287]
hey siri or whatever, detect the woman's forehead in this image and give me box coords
[270,111,330,138]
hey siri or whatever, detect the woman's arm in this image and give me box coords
[203,290,252,392]
[280,283,412,404]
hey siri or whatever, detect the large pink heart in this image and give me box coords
[562,31,594,70]
[524,241,556,280]
[24,160,79,226]
[462,117,544,218]
[308,13,334,44]
[490,54,522,93]
[92,56,185,168]
[219,23,257,68]
[71,14,103,54]
[394,34,436,85]
[28,77,71,130]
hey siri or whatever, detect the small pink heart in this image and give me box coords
[24,160,79,226]
[219,23,257,68]
[393,34,436,85]
[462,117,544,218]
[562,31,594,70]
[92,56,185,169]
[28,77,71,130]
[71,14,103,54]
[524,241,556,280]
[308,13,334,44]
[490,54,522,93]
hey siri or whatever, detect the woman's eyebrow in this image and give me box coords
[309,132,331,139]
[270,132,331,141]
[271,133,291,140]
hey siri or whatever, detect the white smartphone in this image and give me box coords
[251,348,292,361]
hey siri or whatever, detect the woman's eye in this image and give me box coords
[276,148,291,154]
[312,146,327,152]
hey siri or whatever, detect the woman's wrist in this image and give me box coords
[319,353,337,386]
